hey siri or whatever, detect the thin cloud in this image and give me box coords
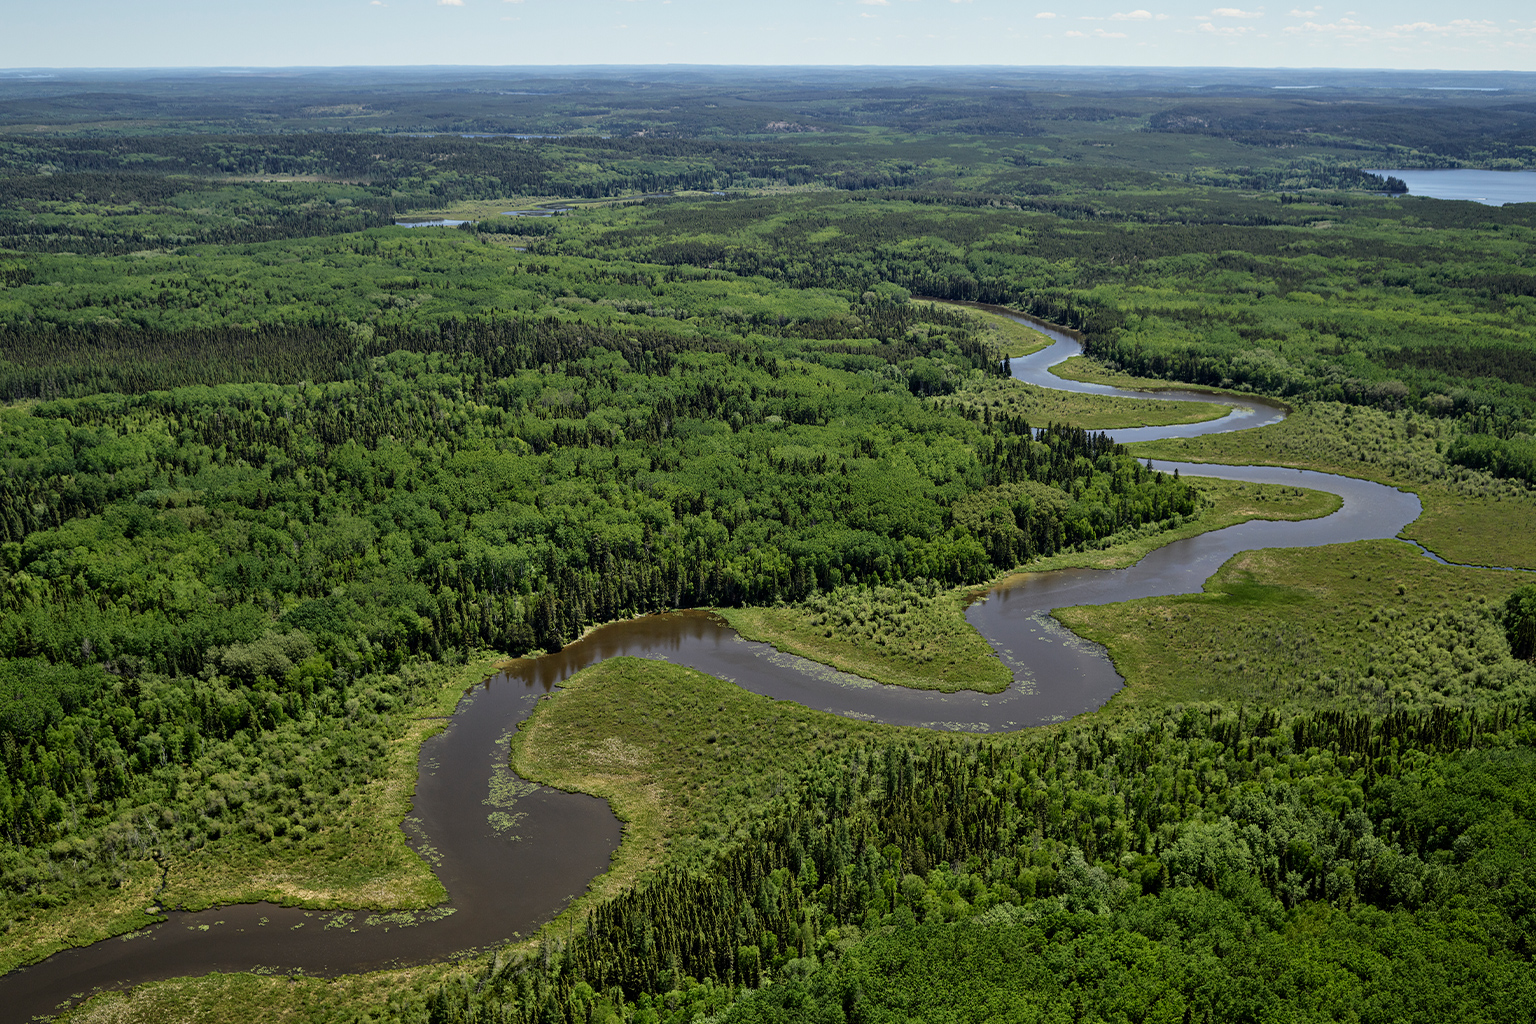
[1035,11,1059,17]
[1390,20,1500,37]
[1200,21,1256,35]
[1283,17,1373,40]
[858,0,891,6]
[1212,7,1264,17]
[1109,10,1154,20]
[438,0,464,6]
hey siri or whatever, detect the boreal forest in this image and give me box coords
[2,66,1536,1023]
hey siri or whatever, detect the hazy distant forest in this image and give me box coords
[3,66,1536,1023]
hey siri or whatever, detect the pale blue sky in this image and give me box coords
[3,1,1534,70]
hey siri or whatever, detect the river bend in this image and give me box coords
[4,316,1422,1020]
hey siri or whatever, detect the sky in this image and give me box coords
[3,1,1535,71]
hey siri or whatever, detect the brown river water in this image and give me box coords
[4,318,1424,1020]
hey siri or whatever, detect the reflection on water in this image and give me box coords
[3,659,621,1020]
[2,307,1427,1019]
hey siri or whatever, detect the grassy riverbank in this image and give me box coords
[1058,357,1536,570]
[1022,477,1341,573]
[720,580,1010,693]
[913,301,1055,358]
[1060,538,1536,717]
[1132,411,1536,571]
[949,376,1230,432]
[1,656,499,978]
[57,963,463,1024]
[1049,355,1259,400]
[722,477,1339,693]
[1406,492,1536,570]
[508,658,893,899]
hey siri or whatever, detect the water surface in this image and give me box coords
[1007,321,1287,442]
[1368,168,1536,206]
[3,309,1424,1019]
[5,665,621,1020]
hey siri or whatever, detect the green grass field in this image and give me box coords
[1058,539,1536,718]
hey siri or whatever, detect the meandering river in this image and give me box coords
[3,316,1423,1020]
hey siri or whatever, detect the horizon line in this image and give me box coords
[4,63,1536,76]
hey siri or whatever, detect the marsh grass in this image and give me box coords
[1059,539,1536,717]
[0,865,164,980]
[944,376,1229,432]
[722,480,1338,693]
[721,579,1009,693]
[57,964,457,1024]
[1407,491,1536,570]
[1020,478,1341,573]
[1,656,501,977]
[508,658,891,904]
[1096,386,1536,570]
[1127,400,1446,481]
[911,301,1054,358]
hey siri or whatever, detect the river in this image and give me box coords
[2,316,1423,1020]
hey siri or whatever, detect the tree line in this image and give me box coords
[419,697,1536,1023]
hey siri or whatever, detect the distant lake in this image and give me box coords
[394,218,470,228]
[1369,169,1536,206]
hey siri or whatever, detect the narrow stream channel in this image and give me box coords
[5,315,1424,1021]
